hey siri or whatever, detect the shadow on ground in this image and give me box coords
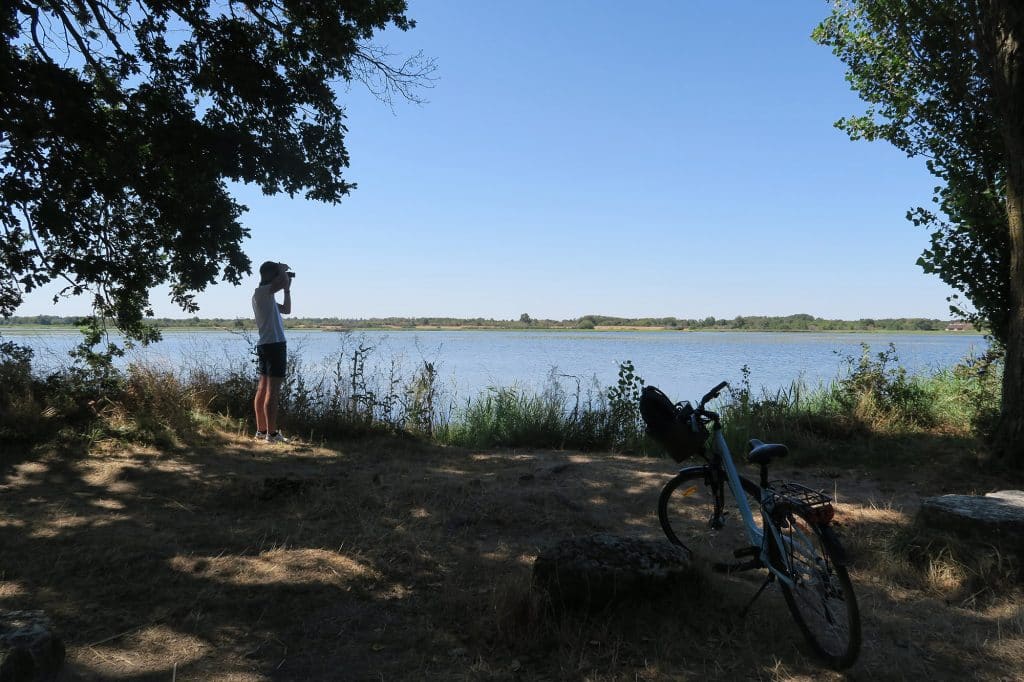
[0,428,1020,680]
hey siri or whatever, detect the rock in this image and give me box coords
[0,610,64,682]
[986,490,1024,505]
[532,534,694,609]
[918,490,1024,553]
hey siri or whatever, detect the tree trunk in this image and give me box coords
[997,180,1024,463]
[981,0,1024,464]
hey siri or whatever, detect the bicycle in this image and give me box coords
[641,381,861,670]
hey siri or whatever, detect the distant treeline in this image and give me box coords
[0,313,974,332]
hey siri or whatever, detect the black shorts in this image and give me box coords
[256,342,287,378]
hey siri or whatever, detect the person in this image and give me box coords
[252,260,292,443]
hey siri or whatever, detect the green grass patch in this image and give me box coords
[0,334,1004,465]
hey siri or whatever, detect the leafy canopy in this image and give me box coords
[0,0,432,342]
[813,0,1009,343]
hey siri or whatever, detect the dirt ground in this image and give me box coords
[0,431,1021,681]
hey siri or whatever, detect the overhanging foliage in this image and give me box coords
[0,0,433,342]
[813,0,1010,343]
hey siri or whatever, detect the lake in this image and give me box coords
[2,329,989,404]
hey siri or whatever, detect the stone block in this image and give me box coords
[532,534,695,609]
[0,610,64,682]
[918,490,1024,554]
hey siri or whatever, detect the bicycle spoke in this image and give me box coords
[774,511,860,668]
[659,470,763,571]
[649,381,860,669]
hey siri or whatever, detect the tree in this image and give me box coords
[1,0,433,343]
[814,0,1024,462]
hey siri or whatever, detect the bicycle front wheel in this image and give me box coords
[772,508,861,669]
[658,468,762,572]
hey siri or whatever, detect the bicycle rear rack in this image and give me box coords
[767,481,835,524]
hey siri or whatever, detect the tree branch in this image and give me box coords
[245,3,285,34]
[352,44,437,107]
[80,0,129,58]
[42,0,119,97]
[30,7,55,62]
[17,203,81,295]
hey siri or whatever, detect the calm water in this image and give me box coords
[3,329,988,404]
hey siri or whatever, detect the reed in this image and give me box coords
[436,359,655,452]
[717,344,1001,464]
[0,334,1002,456]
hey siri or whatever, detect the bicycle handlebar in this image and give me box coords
[699,381,729,408]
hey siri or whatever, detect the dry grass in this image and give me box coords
[0,432,1021,681]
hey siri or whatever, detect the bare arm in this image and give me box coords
[270,263,292,313]
[278,288,291,315]
[278,269,292,314]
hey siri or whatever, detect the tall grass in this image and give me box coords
[435,365,651,453]
[181,337,454,443]
[169,339,655,453]
[718,343,1002,461]
[0,333,1003,457]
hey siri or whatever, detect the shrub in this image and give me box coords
[947,347,1003,437]
[405,360,439,436]
[0,339,49,446]
[605,360,645,451]
[717,345,1003,460]
[93,364,198,446]
[719,364,808,452]
[830,343,935,428]
[0,332,1001,458]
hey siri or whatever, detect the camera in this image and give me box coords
[287,272,296,279]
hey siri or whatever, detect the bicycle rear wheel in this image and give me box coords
[658,468,762,571]
[772,508,861,669]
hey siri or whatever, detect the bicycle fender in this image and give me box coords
[673,464,711,478]
[819,525,851,566]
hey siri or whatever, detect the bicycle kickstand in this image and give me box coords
[740,573,774,618]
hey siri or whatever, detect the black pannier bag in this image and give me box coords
[639,385,708,462]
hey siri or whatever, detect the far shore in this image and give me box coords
[0,324,985,335]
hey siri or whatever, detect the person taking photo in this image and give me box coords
[252,260,292,443]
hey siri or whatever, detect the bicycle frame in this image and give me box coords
[706,428,803,589]
[710,429,760,543]
[653,381,862,669]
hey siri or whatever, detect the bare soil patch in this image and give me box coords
[0,433,1021,680]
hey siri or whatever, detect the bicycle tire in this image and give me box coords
[658,468,762,572]
[771,507,861,669]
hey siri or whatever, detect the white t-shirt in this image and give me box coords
[252,285,286,345]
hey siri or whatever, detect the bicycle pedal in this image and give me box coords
[714,557,763,574]
[733,546,759,559]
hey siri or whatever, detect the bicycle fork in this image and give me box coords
[704,466,728,530]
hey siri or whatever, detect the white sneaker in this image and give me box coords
[266,432,289,444]
[254,431,268,441]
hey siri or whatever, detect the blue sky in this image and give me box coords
[21,1,961,320]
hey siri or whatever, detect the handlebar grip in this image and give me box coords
[700,381,729,407]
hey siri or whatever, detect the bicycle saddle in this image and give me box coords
[746,438,789,464]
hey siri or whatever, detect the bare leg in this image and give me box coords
[266,376,284,434]
[254,376,269,433]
